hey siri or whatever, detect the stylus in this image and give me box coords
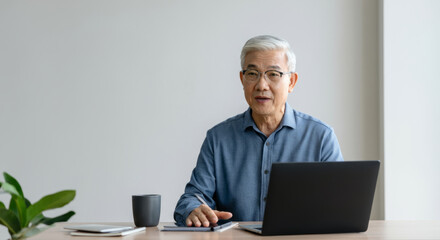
[195,193,208,205]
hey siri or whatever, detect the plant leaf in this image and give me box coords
[40,211,75,225]
[30,213,44,226]
[25,190,75,226]
[0,201,5,209]
[9,195,27,228]
[0,208,21,234]
[24,227,47,239]
[3,172,24,198]
[0,182,20,197]
[13,225,49,239]
[24,198,32,207]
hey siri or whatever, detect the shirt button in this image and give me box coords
[264,170,269,174]
[266,142,270,146]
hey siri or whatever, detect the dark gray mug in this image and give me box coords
[132,194,161,227]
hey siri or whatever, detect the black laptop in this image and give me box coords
[239,161,380,236]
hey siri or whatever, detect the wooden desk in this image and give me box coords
[29,221,440,240]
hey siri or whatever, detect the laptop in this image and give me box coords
[239,161,380,236]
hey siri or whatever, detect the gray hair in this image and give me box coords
[240,35,296,72]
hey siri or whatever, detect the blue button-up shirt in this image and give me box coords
[174,103,343,225]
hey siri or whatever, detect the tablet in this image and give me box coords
[162,220,237,232]
[64,224,133,233]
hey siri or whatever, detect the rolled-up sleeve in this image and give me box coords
[174,131,217,226]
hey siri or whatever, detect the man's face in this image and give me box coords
[240,49,298,118]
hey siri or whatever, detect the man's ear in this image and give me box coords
[288,72,298,93]
[240,71,244,86]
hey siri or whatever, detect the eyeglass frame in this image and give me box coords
[241,69,293,83]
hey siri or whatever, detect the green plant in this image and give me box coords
[0,172,75,239]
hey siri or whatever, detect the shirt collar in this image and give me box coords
[243,108,255,130]
[281,102,296,129]
[243,102,297,131]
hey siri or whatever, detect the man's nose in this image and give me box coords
[255,73,270,90]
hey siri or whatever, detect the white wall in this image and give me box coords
[383,0,440,220]
[0,0,381,237]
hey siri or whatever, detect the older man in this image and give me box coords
[174,35,343,227]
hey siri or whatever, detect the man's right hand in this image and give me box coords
[186,204,233,227]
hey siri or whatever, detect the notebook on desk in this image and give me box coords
[239,161,380,236]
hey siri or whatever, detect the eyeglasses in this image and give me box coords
[242,69,291,83]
